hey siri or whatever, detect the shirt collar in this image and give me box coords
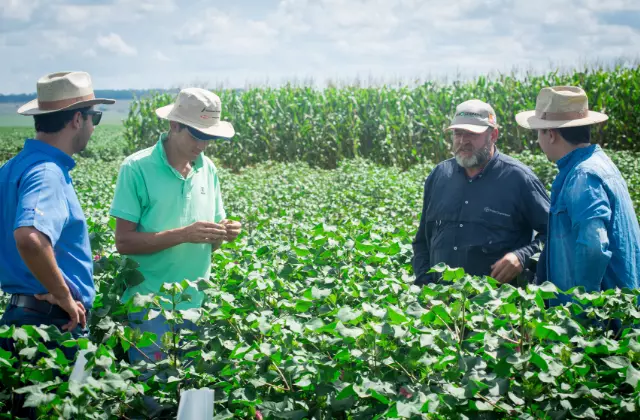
[556,144,598,172]
[550,144,599,204]
[23,139,76,171]
[153,133,204,179]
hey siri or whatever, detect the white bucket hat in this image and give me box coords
[155,88,235,139]
[446,99,498,134]
[515,86,608,130]
[18,71,115,116]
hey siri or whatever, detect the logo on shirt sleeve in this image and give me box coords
[200,186,206,195]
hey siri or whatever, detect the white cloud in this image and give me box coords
[117,0,176,14]
[585,0,640,11]
[97,33,137,56]
[176,8,279,55]
[83,48,97,57]
[154,50,171,61]
[56,5,96,26]
[0,0,639,93]
[0,0,39,21]
[40,30,80,52]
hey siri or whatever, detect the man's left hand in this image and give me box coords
[222,219,242,242]
[490,252,523,284]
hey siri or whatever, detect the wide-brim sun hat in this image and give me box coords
[155,88,235,139]
[18,71,115,116]
[515,86,608,130]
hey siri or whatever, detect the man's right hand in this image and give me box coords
[35,293,86,331]
[182,221,227,244]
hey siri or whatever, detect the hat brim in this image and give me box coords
[445,124,492,134]
[156,103,235,139]
[17,98,116,116]
[515,110,608,130]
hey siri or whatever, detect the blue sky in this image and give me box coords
[0,0,639,94]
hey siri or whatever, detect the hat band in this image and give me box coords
[38,93,96,111]
[538,108,588,121]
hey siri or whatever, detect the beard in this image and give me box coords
[455,137,493,169]
[72,122,91,153]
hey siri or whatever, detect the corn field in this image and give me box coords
[123,65,640,170]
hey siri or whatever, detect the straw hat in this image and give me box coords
[515,86,608,130]
[18,71,115,116]
[155,88,235,139]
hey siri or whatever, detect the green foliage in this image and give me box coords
[122,66,640,170]
[1,65,640,416]
[0,126,127,162]
[0,154,638,418]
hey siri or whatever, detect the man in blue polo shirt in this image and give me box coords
[0,71,114,341]
[412,99,550,285]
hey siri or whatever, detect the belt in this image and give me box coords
[9,294,71,319]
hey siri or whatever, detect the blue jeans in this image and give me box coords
[0,304,89,419]
[127,310,199,365]
[0,304,87,359]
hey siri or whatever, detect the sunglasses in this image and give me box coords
[82,110,102,126]
[186,125,220,141]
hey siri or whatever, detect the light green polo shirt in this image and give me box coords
[109,133,226,310]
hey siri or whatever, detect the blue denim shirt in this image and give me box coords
[0,140,95,308]
[412,149,550,284]
[538,145,640,304]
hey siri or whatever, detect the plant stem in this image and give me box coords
[117,333,156,364]
[520,301,526,353]
[394,362,417,383]
[272,362,291,391]
[459,292,467,347]
[477,394,512,414]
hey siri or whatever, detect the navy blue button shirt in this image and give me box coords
[412,149,550,284]
[0,140,95,308]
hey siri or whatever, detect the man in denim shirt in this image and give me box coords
[516,86,640,304]
[413,100,550,285]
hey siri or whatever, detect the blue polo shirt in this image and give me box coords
[0,140,95,308]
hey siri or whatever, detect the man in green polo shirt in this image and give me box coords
[109,87,241,364]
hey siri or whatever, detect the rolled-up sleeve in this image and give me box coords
[14,164,69,246]
[566,171,612,292]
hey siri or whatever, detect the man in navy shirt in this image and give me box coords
[412,100,550,285]
[0,72,114,339]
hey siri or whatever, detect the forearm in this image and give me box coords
[14,228,72,300]
[116,228,186,255]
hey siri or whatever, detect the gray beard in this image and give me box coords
[455,143,492,169]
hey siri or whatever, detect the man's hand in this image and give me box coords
[490,252,523,284]
[222,219,242,242]
[182,221,227,244]
[35,293,86,331]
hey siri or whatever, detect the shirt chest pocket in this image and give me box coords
[550,202,572,239]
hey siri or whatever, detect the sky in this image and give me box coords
[0,0,639,94]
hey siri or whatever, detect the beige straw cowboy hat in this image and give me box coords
[18,71,115,116]
[515,86,608,130]
[155,88,235,139]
